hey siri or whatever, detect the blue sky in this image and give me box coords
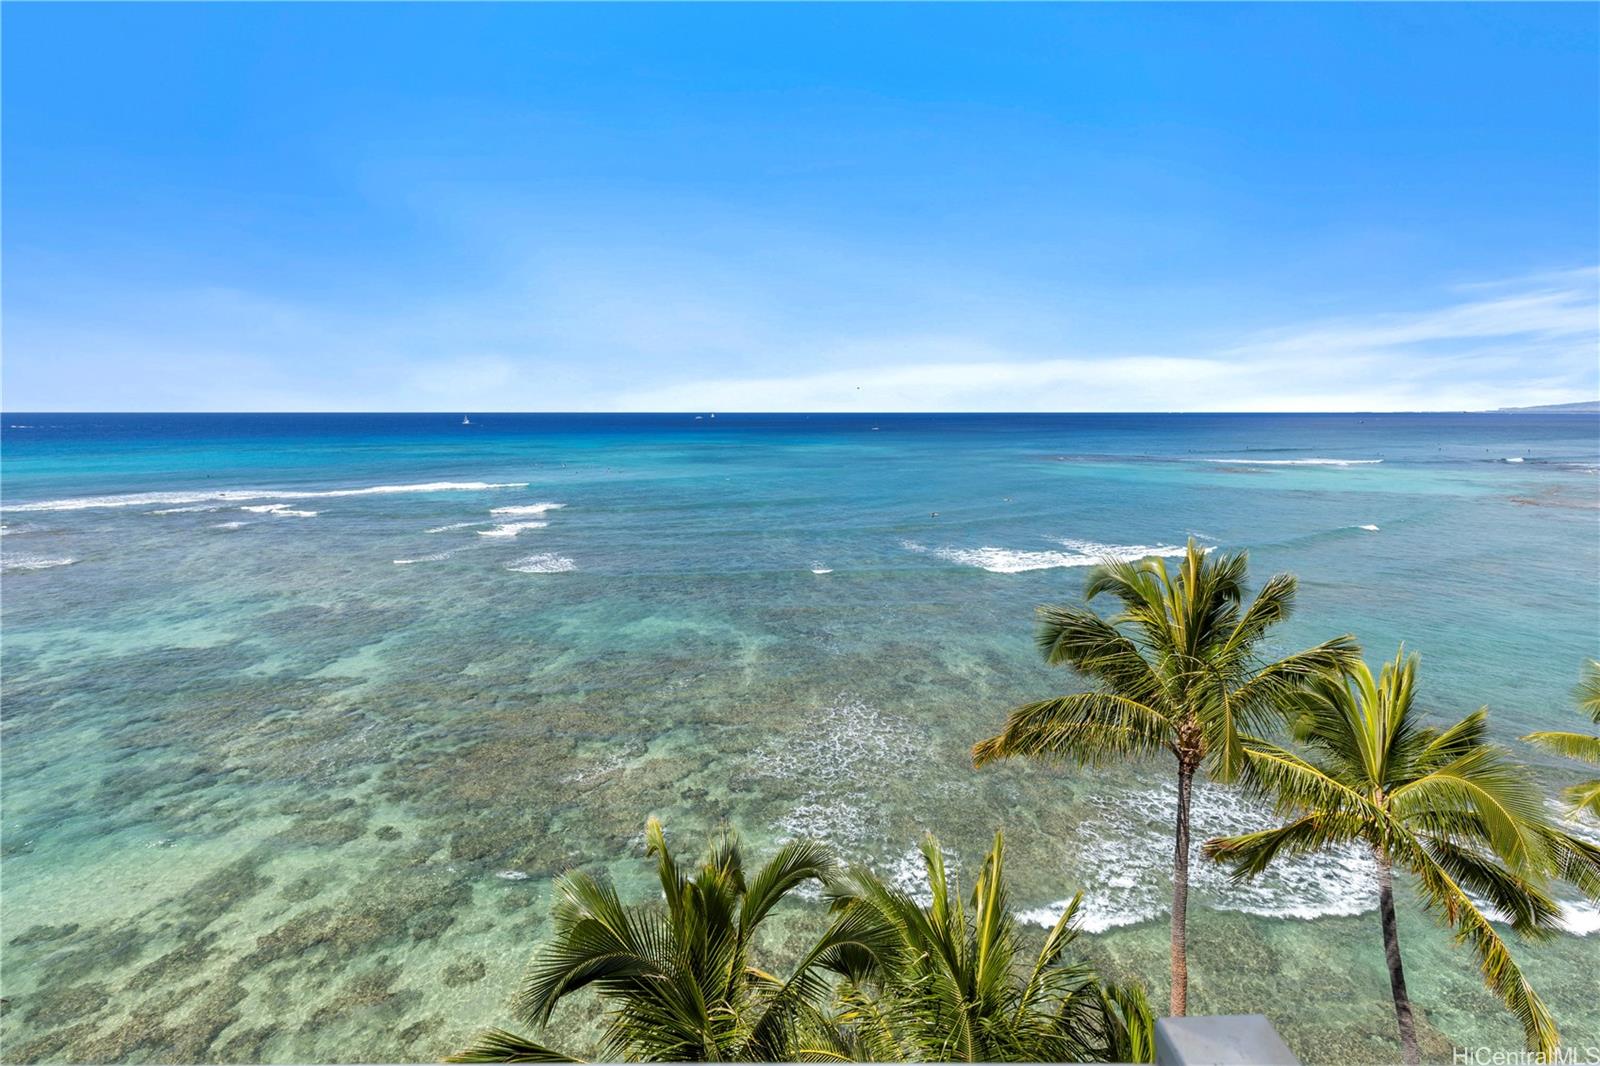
[3,3,1596,412]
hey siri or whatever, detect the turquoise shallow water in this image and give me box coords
[2,413,1597,1063]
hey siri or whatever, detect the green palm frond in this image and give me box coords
[1204,810,1363,881]
[973,692,1174,767]
[1403,839,1560,1057]
[1522,730,1600,766]
[1561,780,1600,820]
[1578,660,1600,723]
[445,1028,582,1063]
[1538,824,1600,902]
[742,837,838,941]
[1388,745,1554,873]
[1523,660,1600,820]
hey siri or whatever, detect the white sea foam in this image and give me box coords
[489,502,565,516]
[884,843,962,908]
[1357,524,1380,532]
[506,553,576,573]
[1204,458,1383,467]
[5,481,529,513]
[148,505,227,515]
[811,567,834,575]
[1,553,77,573]
[905,537,1189,574]
[1557,900,1600,936]
[394,552,453,565]
[1018,782,1376,933]
[1504,457,1526,463]
[495,870,531,881]
[478,521,549,538]
[763,697,922,868]
[211,521,247,530]
[240,504,318,517]
[425,521,488,533]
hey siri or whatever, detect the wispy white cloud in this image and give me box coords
[614,268,1599,411]
[4,260,1594,411]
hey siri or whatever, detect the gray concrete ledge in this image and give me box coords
[1155,1014,1301,1066]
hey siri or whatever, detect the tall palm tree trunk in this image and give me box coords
[1375,850,1421,1065]
[1170,760,1195,1017]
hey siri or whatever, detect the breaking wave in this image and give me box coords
[478,521,549,538]
[241,504,317,517]
[905,538,1189,574]
[1,553,77,573]
[489,503,565,516]
[1204,458,1383,467]
[4,481,529,513]
[505,553,575,573]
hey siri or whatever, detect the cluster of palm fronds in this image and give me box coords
[975,540,1600,1063]
[447,821,1153,1063]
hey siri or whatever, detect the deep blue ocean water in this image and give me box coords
[2,412,1597,1062]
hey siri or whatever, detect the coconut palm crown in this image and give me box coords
[1523,659,1600,818]
[802,832,1154,1063]
[1203,649,1600,1062]
[973,539,1360,1015]
[448,818,854,1062]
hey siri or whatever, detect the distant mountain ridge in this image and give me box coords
[1491,400,1600,413]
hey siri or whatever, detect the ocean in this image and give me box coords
[2,412,1597,1062]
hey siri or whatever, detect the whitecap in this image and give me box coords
[506,553,575,573]
[1204,458,1383,467]
[1357,524,1380,532]
[211,521,247,530]
[1504,457,1526,463]
[4,480,529,513]
[1,553,77,573]
[425,521,488,533]
[394,552,453,565]
[905,538,1189,574]
[241,504,317,517]
[489,502,565,516]
[148,505,227,515]
[811,567,834,575]
[478,521,549,538]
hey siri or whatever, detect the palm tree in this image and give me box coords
[1523,660,1600,818]
[972,540,1359,1015]
[799,832,1154,1063]
[448,818,858,1062]
[1202,649,1575,1063]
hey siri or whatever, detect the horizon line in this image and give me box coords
[4,406,1598,417]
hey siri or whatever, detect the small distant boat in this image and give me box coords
[462,416,472,425]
